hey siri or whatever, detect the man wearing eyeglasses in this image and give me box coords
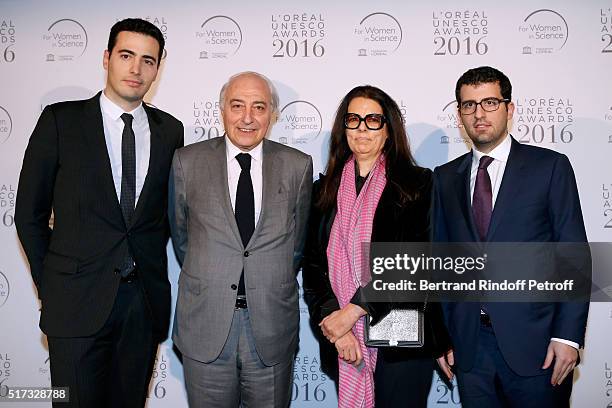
[432,66,589,407]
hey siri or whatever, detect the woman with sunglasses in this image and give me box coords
[303,85,451,407]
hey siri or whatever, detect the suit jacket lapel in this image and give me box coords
[487,137,525,240]
[83,92,124,225]
[249,139,282,248]
[454,152,480,241]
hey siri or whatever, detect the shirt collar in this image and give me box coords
[100,91,146,123]
[472,133,511,165]
[225,136,264,164]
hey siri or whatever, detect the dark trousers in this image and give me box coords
[47,280,157,408]
[456,324,573,408]
[374,351,435,408]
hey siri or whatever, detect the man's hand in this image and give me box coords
[335,332,363,367]
[320,304,366,343]
[542,341,578,385]
[436,349,454,381]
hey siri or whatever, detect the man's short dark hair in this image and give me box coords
[107,18,165,65]
[455,66,512,102]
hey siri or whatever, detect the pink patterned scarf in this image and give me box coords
[327,154,387,408]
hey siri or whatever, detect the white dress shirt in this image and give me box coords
[225,137,263,226]
[100,91,151,205]
[470,133,579,350]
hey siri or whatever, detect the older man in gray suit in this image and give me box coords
[169,71,313,407]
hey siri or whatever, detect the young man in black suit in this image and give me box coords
[15,18,184,407]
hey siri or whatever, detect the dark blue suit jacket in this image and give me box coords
[432,137,589,376]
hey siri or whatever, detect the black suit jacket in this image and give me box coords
[16,92,184,340]
[302,165,451,378]
[432,137,589,376]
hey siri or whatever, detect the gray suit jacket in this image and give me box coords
[169,136,313,365]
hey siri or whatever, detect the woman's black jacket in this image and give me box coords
[302,165,451,375]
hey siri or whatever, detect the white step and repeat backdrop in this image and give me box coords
[1,0,611,406]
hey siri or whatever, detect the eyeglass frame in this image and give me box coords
[343,113,387,130]
[457,97,510,115]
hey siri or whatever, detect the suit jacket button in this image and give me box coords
[231,284,237,290]
[244,251,249,257]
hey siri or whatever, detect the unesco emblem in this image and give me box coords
[43,19,88,61]
[0,271,9,308]
[272,100,322,146]
[0,106,12,144]
[354,12,402,57]
[518,9,568,55]
[196,16,242,59]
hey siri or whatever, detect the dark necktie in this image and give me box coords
[120,113,136,276]
[235,153,254,296]
[472,155,494,241]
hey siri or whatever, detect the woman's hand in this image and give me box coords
[335,332,363,367]
[320,304,367,343]
[436,349,454,381]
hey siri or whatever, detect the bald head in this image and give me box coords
[219,71,279,117]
